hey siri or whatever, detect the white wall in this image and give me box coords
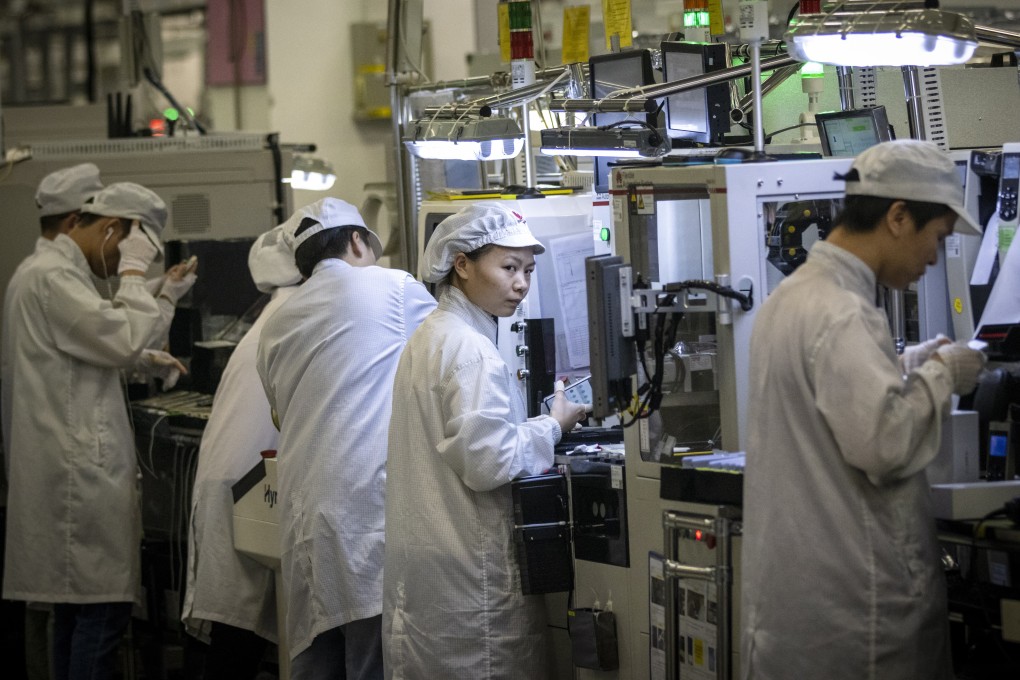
[209,0,475,218]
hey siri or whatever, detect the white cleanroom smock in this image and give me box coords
[256,258,435,660]
[383,284,562,680]
[181,286,297,643]
[741,241,955,680]
[2,237,46,476]
[3,234,163,603]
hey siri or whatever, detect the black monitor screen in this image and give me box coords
[661,41,729,145]
[816,106,892,157]
[589,50,657,192]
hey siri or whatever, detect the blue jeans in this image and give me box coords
[52,602,133,680]
[291,615,383,680]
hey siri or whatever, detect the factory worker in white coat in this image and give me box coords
[1,163,104,680]
[256,198,435,680]
[3,164,105,476]
[182,222,302,678]
[741,141,987,680]
[383,202,588,680]
[3,182,175,680]
[3,165,195,467]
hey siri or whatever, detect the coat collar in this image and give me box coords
[44,233,92,276]
[437,284,498,345]
[807,240,877,301]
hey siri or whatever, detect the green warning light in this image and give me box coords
[163,107,180,122]
[599,227,611,242]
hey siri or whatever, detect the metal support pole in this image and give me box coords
[901,66,926,142]
[520,104,535,188]
[750,41,765,154]
[836,66,856,110]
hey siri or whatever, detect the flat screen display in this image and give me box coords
[589,50,657,192]
[661,41,729,145]
[816,106,892,157]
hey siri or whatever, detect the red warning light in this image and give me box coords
[695,529,703,541]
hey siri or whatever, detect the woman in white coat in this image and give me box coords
[181,223,301,677]
[383,202,588,680]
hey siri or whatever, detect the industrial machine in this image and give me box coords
[571,152,1000,679]
[0,133,292,339]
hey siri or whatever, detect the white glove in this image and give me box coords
[901,334,951,373]
[158,271,197,305]
[117,224,159,275]
[933,343,986,395]
[137,349,187,391]
[548,379,588,434]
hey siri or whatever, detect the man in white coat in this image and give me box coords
[3,182,174,680]
[1,163,104,680]
[256,198,435,680]
[741,140,987,680]
[182,222,301,677]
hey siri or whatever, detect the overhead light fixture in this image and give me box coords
[288,155,336,191]
[785,2,978,67]
[539,126,670,158]
[403,116,525,161]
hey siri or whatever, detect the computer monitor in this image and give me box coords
[661,41,730,146]
[816,106,892,157]
[589,50,659,193]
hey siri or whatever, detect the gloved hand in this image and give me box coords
[117,224,159,275]
[901,333,951,373]
[932,343,986,395]
[137,349,187,391]
[157,266,197,305]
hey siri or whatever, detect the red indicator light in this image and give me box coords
[695,529,703,541]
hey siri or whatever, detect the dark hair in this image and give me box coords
[78,212,132,236]
[294,218,372,278]
[40,212,74,236]
[835,195,954,234]
[442,242,498,285]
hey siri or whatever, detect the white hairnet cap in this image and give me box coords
[249,223,302,293]
[419,202,545,283]
[283,197,383,259]
[36,163,103,217]
[843,139,982,236]
[85,182,169,257]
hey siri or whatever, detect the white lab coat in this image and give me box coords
[383,284,562,680]
[3,240,174,478]
[256,258,435,660]
[741,241,955,680]
[181,286,297,643]
[2,237,46,477]
[3,234,163,603]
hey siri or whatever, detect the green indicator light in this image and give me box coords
[600,227,610,242]
[800,61,825,78]
[163,107,180,121]
[683,11,710,28]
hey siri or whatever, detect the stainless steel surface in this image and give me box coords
[750,42,765,154]
[837,66,857,110]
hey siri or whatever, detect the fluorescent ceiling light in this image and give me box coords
[785,6,978,67]
[287,155,336,191]
[540,126,670,158]
[403,116,525,161]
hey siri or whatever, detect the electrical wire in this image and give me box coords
[765,122,818,138]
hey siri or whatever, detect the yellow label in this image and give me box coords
[602,0,633,50]
[498,3,512,63]
[693,637,704,666]
[954,297,964,315]
[562,5,591,65]
[707,0,725,36]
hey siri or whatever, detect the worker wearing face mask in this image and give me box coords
[1,163,104,680]
[181,222,302,678]
[740,140,987,680]
[3,182,176,680]
[256,198,435,680]
[383,202,588,680]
